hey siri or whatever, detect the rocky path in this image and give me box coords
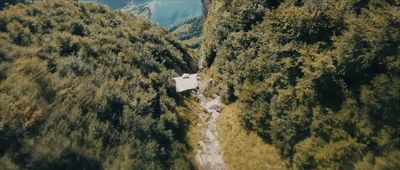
[195,79,227,170]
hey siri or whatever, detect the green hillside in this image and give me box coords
[170,16,205,49]
[0,1,197,169]
[202,0,400,169]
[1,0,399,169]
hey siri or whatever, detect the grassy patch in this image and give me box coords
[217,102,285,170]
[176,98,205,168]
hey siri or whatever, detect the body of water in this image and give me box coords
[81,0,203,28]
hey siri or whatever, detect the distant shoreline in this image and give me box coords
[80,0,202,29]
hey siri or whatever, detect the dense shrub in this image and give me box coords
[0,1,197,169]
[202,0,400,169]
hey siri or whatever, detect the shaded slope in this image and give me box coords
[170,16,205,49]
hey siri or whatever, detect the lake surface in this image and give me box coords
[81,0,203,28]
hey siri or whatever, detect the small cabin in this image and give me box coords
[173,73,199,92]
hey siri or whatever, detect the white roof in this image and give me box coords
[173,74,199,92]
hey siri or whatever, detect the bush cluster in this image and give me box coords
[0,1,197,169]
[202,0,400,169]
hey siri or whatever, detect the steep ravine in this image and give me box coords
[195,79,227,170]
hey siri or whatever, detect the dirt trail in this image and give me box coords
[195,79,227,170]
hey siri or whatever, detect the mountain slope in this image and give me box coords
[0,1,197,169]
[202,0,400,169]
[170,16,205,49]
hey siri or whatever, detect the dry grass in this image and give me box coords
[217,102,285,170]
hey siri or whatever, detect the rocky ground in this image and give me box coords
[195,79,227,170]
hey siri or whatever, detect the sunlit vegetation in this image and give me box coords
[217,102,284,170]
[1,0,399,169]
[0,1,198,169]
[202,0,400,169]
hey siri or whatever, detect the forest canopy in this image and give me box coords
[0,0,197,169]
[202,0,400,169]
